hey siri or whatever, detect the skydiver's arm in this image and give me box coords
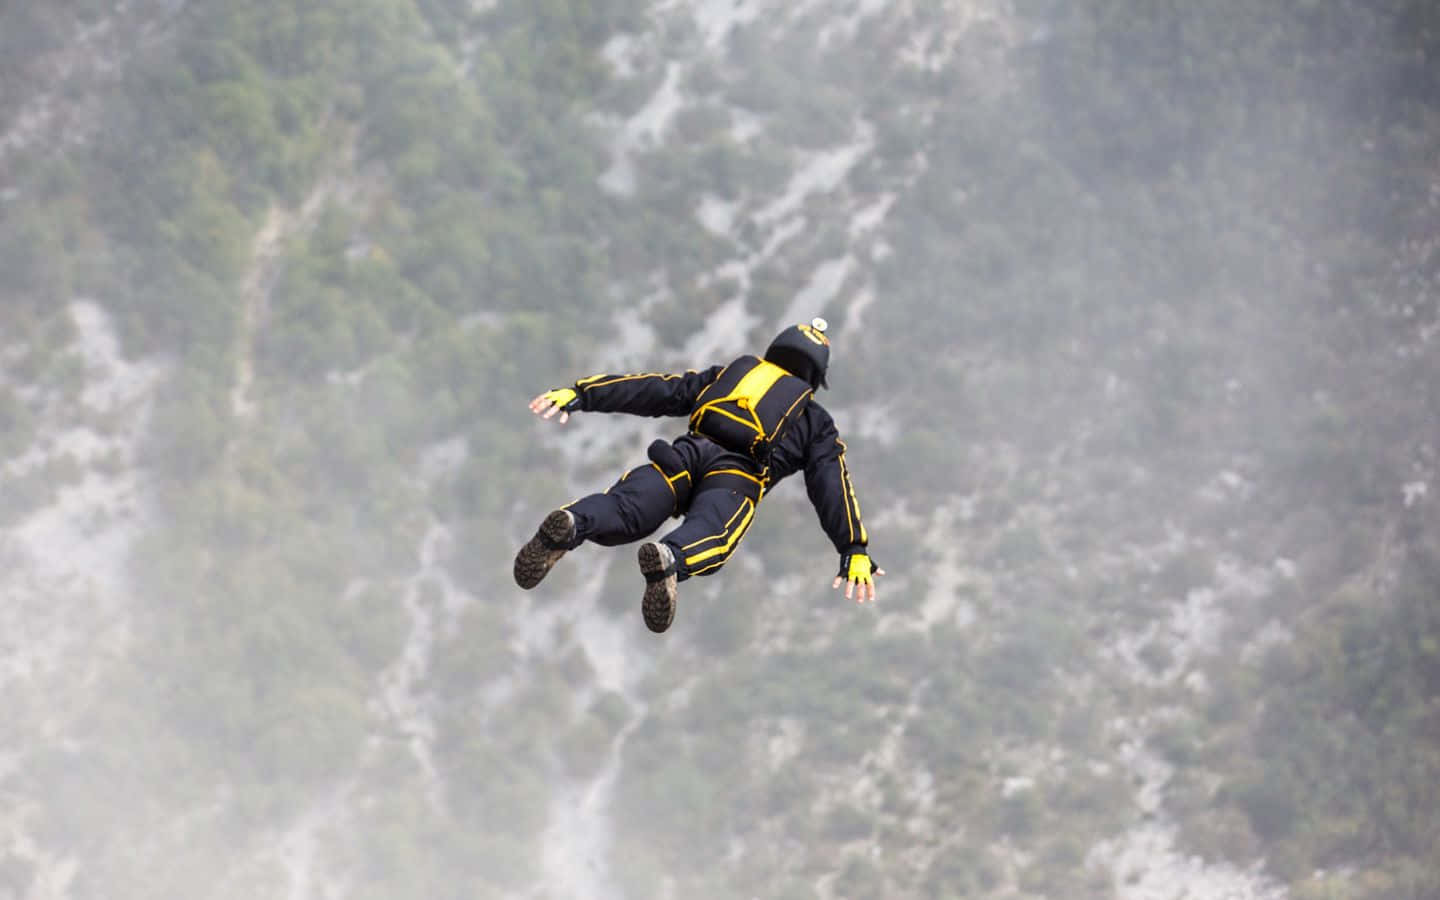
[575,366,725,416]
[530,366,724,423]
[801,408,883,602]
[803,410,869,553]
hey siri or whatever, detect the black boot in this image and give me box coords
[513,510,576,589]
[637,541,678,633]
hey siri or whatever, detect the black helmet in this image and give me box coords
[764,317,830,389]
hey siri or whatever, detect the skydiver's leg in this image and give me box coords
[514,463,678,590]
[636,481,756,633]
[660,482,757,582]
[564,463,677,548]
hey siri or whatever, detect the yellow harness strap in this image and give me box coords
[689,360,789,450]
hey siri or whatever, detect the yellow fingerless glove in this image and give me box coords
[838,551,877,586]
[543,387,579,411]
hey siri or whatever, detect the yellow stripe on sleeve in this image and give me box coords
[577,372,684,390]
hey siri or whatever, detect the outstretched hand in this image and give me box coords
[530,388,578,424]
[833,557,885,604]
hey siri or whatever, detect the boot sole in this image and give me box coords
[638,542,677,633]
[513,510,574,589]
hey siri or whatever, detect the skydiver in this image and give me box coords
[513,318,882,633]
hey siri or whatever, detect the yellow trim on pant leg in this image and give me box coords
[687,504,757,574]
[650,463,676,501]
[679,497,752,552]
[704,468,764,488]
[603,468,631,496]
[684,498,755,566]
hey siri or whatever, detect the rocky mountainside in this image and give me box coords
[1,1,1436,899]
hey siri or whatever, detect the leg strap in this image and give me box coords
[647,439,694,511]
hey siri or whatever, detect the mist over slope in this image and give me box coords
[0,1,1436,898]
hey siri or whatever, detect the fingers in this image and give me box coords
[834,576,878,603]
[862,569,884,603]
[529,396,569,424]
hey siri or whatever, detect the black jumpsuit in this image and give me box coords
[557,365,870,581]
